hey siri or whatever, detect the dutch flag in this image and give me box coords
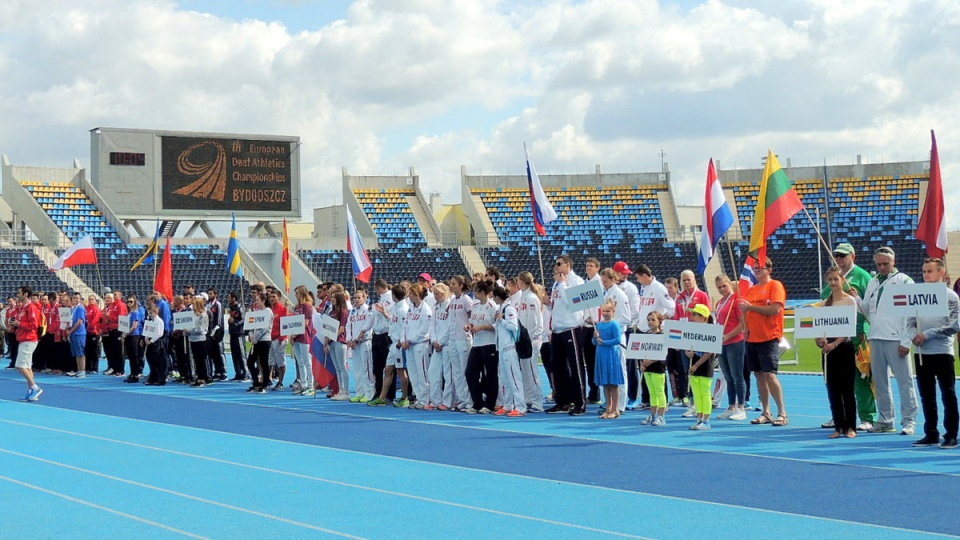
[697,158,734,275]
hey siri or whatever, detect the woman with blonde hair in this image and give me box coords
[292,285,317,396]
[188,297,211,387]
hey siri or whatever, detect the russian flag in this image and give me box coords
[346,206,373,283]
[738,254,758,295]
[310,310,339,391]
[525,143,557,236]
[697,158,734,275]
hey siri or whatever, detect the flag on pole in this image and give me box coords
[749,149,805,265]
[916,129,947,258]
[281,219,291,294]
[311,310,338,391]
[697,158,734,275]
[51,235,98,270]
[738,254,758,295]
[154,236,174,300]
[130,220,161,270]
[226,212,243,277]
[524,143,557,236]
[346,207,373,283]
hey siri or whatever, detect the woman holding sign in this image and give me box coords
[144,305,166,386]
[188,297,212,387]
[817,267,858,439]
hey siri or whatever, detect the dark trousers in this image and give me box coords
[229,334,247,378]
[915,353,959,439]
[744,362,753,404]
[581,327,599,402]
[125,335,144,377]
[551,328,587,409]
[209,332,226,376]
[6,332,17,367]
[35,334,53,371]
[667,348,690,401]
[84,334,100,372]
[248,341,271,388]
[190,340,210,382]
[146,342,166,384]
[174,334,191,380]
[465,344,498,410]
[104,330,124,373]
[372,332,392,399]
[825,341,857,432]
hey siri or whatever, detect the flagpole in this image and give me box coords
[535,233,546,287]
[724,235,738,279]
[801,206,838,269]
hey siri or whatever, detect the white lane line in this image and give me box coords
[1,417,956,538]
[0,448,367,540]
[0,473,211,539]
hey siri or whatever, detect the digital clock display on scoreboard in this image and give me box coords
[109,152,146,166]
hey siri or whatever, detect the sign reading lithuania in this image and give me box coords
[161,136,293,212]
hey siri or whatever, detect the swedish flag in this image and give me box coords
[131,221,160,271]
[227,212,243,277]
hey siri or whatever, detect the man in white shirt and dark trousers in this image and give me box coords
[546,255,588,416]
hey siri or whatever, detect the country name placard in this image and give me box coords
[280,314,305,336]
[173,311,197,331]
[142,319,161,340]
[565,279,605,311]
[118,314,131,333]
[625,332,667,361]
[794,304,857,339]
[320,314,340,341]
[879,282,948,317]
[59,307,73,329]
[661,319,723,354]
[242,310,271,331]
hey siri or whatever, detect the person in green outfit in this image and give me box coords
[819,243,878,431]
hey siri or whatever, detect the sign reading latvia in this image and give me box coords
[320,314,340,342]
[661,319,723,354]
[142,319,161,340]
[564,279,605,311]
[280,314,305,336]
[879,282,948,317]
[793,304,857,339]
[625,332,667,361]
[173,311,197,331]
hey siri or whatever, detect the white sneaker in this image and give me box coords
[689,421,704,430]
[652,415,665,426]
[717,409,734,420]
[857,421,874,431]
[681,406,697,418]
[641,415,654,425]
[901,425,916,436]
[729,410,747,421]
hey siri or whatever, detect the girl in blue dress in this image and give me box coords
[594,301,624,419]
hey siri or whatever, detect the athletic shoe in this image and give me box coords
[690,421,704,430]
[65,371,77,377]
[681,406,697,418]
[26,387,43,402]
[478,407,492,414]
[821,419,835,429]
[350,395,362,403]
[76,372,86,379]
[857,421,874,431]
[367,398,387,406]
[700,421,712,430]
[867,423,896,434]
[437,404,450,411]
[913,435,940,447]
[545,404,570,414]
[626,400,638,410]
[171,371,180,380]
[246,386,257,393]
[638,403,651,411]
[527,406,543,413]
[395,399,410,408]
[729,410,747,421]
[494,407,507,416]
[291,382,303,393]
[669,398,683,406]
[301,389,315,397]
[332,393,351,401]
[901,425,916,436]
[545,393,555,403]
[190,381,206,388]
[217,374,228,382]
[717,410,735,420]
[641,415,654,425]
[358,396,370,403]
[272,384,284,392]
[507,409,525,417]
[103,368,114,375]
[464,407,478,414]
[424,404,437,411]
[256,387,268,393]
[568,407,587,416]
[652,415,665,427]
[941,437,958,449]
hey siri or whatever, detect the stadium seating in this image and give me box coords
[0,249,71,300]
[23,181,122,249]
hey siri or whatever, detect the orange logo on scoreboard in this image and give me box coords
[173,140,227,201]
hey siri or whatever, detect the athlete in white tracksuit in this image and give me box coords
[382,287,410,404]
[517,276,544,412]
[430,286,452,409]
[347,291,375,401]
[403,287,432,408]
[494,289,525,414]
[447,278,475,410]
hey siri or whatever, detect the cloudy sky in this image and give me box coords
[1,0,957,227]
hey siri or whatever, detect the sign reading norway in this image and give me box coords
[879,282,948,317]
[161,136,293,212]
[793,304,857,339]
[661,320,723,354]
[564,279,605,311]
[625,332,667,361]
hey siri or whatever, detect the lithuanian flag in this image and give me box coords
[749,149,805,265]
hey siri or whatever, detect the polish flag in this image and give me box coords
[51,235,98,270]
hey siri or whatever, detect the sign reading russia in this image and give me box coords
[161,136,293,212]
[625,332,667,361]
[661,319,723,354]
[564,279,605,311]
[793,304,857,339]
[879,282,948,317]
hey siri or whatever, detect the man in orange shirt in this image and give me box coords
[742,258,789,426]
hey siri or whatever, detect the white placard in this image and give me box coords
[59,307,72,329]
[879,282,948,317]
[280,314,305,336]
[173,311,197,331]
[564,279,605,311]
[625,332,667,361]
[142,319,161,340]
[794,304,857,339]
[243,310,271,331]
[320,314,340,341]
[118,314,131,333]
[662,319,723,354]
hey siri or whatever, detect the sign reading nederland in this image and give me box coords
[661,319,723,354]
[564,279,605,311]
[879,282,948,317]
[625,332,667,361]
[161,136,293,212]
[793,304,857,339]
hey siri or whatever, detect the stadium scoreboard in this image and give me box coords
[90,127,301,220]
